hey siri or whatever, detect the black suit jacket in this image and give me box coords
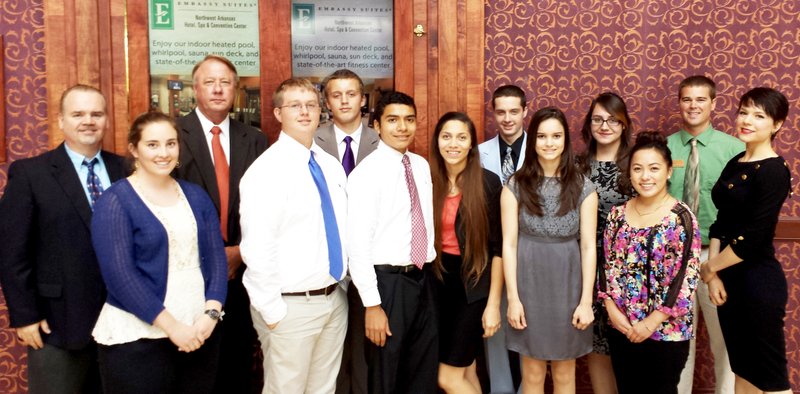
[174,110,269,246]
[454,169,503,304]
[0,144,126,349]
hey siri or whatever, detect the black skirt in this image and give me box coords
[436,252,487,367]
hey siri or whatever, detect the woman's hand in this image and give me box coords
[193,313,218,342]
[572,303,594,330]
[482,304,502,338]
[707,276,728,306]
[168,321,204,352]
[154,310,203,352]
[699,261,716,283]
[627,320,655,343]
[604,300,632,335]
[507,299,527,330]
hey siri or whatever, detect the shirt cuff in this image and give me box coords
[359,287,382,308]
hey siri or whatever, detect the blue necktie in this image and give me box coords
[83,158,104,208]
[342,136,355,176]
[309,152,344,280]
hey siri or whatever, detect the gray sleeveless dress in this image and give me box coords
[506,176,595,360]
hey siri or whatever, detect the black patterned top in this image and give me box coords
[589,160,631,249]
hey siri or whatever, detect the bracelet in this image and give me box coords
[642,321,654,331]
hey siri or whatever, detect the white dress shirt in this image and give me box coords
[333,123,363,162]
[240,132,348,324]
[346,142,436,307]
[196,109,231,165]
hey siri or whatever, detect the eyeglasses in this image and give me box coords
[280,102,321,112]
[590,117,622,127]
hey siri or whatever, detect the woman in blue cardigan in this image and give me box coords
[91,111,227,394]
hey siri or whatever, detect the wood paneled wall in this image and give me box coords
[44,0,129,155]
[405,0,485,157]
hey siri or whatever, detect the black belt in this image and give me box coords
[374,264,420,273]
[282,283,339,297]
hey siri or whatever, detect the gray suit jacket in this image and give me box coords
[314,118,379,167]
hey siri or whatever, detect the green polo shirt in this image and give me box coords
[667,125,744,245]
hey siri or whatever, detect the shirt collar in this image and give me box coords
[499,132,525,154]
[334,122,363,145]
[64,143,102,166]
[678,124,715,146]
[196,108,231,135]
[377,140,407,159]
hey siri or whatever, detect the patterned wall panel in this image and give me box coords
[484,1,800,392]
[0,0,47,392]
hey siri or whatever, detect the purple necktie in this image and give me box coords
[342,136,355,176]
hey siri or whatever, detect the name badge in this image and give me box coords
[673,159,685,168]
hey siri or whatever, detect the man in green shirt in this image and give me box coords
[668,75,744,394]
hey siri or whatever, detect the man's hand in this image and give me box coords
[16,320,50,349]
[225,245,243,280]
[364,305,392,347]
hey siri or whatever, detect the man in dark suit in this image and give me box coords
[314,69,378,394]
[173,54,268,393]
[0,85,126,394]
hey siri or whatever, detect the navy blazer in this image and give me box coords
[0,144,126,349]
[453,169,503,304]
[91,179,228,324]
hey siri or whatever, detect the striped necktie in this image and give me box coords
[683,138,700,214]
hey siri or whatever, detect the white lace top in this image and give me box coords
[93,186,206,345]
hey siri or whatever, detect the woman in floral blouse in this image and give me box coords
[598,130,700,394]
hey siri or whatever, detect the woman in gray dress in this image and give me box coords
[501,107,598,393]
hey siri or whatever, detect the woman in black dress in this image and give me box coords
[430,112,504,393]
[700,87,793,393]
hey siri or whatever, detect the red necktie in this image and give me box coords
[210,126,229,242]
[402,155,427,269]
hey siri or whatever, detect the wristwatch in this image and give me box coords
[204,309,225,321]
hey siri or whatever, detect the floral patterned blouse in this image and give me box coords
[598,200,701,341]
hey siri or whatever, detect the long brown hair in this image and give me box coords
[430,112,488,286]
[577,92,634,194]
[515,107,583,216]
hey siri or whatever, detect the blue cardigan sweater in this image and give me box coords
[91,178,227,324]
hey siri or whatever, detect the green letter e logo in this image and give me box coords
[151,0,174,30]
[292,4,315,35]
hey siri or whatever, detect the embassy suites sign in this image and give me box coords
[291,0,394,79]
[148,0,260,76]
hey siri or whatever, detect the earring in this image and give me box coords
[175,160,181,169]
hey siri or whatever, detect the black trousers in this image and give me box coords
[608,329,689,394]
[28,343,101,394]
[213,274,262,394]
[366,265,439,394]
[335,283,369,394]
[98,327,221,394]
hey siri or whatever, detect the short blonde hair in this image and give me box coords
[272,78,319,107]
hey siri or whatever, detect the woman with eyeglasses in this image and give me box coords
[502,107,598,393]
[701,87,793,393]
[576,92,635,394]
